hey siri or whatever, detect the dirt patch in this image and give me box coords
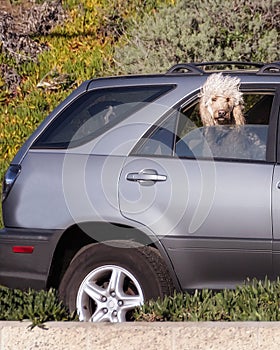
[0,1,35,32]
[0,1,66,93]
[0,0,66,36]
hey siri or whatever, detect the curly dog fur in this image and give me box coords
[199,73,245,126]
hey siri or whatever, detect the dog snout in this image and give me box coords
[218,110,227,118]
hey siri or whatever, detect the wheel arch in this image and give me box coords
[47,221,181,291]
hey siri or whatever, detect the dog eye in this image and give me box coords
[212,97,217,102]
[226,97,230,102]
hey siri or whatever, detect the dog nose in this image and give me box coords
[218,110,226,118]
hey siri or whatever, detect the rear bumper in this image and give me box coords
[0,227,63,290]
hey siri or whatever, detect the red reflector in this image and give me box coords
[12,246,34,254]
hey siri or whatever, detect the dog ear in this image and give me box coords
[199,98,213,126]
[233,104,245,125]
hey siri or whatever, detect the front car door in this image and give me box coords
[119,85,278,290]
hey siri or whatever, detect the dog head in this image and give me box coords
[199,73,245,126]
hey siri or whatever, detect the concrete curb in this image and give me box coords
[1,321,280,350]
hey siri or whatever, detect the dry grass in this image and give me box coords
[0,0,35,31]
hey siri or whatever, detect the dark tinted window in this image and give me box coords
[32,85,174,149]
[136,115,176,156]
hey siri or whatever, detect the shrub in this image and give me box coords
[114,0,280,74]
[3,278,280,325]
[0,286,77,327]
[134,278,280,322]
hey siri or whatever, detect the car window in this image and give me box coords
[136,92,274,162]
[136,115,176,156]
[32,85,174,149]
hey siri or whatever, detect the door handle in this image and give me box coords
[126,169,167,185]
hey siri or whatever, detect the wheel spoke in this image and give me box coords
[121,295,143,310]
[83,280,105,302]
[116,310,127,323]
[108,268,125,295]
[90,307,110,322]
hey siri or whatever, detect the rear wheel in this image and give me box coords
[59,240,174,322]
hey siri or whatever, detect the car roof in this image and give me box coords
[87,61,280,89]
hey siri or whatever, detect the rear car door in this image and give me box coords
[119,86,278,290]
[271,85,280,277]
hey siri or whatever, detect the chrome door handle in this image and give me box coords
[126,169,167,185]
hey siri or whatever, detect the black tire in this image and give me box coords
[59,240,174,322]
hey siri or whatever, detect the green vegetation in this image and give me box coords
[134,278,280,322]
[0,286,77,327]
[114,0,279,74]
[2,279,280,325]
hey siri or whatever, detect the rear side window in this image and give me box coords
[135,92,275,162]
[32,85,174,149]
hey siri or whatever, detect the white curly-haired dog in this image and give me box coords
[199,73,245,126]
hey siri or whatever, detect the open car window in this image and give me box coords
[136,92,274,162]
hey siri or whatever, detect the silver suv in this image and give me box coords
[1,62,280,322]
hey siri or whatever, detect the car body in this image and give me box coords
[1,61,280,322]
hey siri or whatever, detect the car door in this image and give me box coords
[271,86,280,278]
[119,88,277,290]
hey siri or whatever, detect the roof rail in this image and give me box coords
[166,63,204,74]
[195,61,264,70]
[257,62,280,75]
[166,61,264,74]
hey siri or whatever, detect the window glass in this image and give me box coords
[135,93,274,162]
[136,115,176,156]
[32,85,174,149]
